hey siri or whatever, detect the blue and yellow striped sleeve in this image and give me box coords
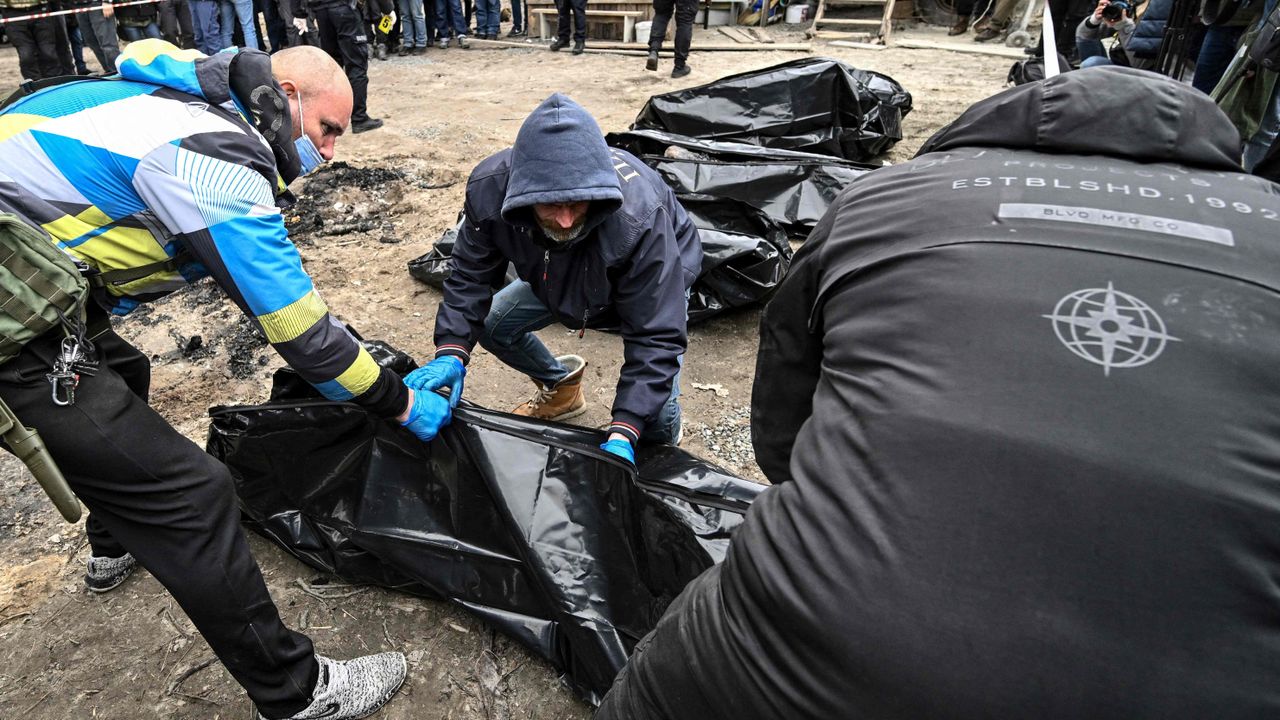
[131,131,407,417]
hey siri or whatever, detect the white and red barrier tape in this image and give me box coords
[0,0,159,25]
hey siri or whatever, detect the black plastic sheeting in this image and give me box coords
[408,195,793,325]
[405,216,516,291]
[629,57,913,162]
[608,129,876,240]
[206,341,763,705]
[678,194,791,323]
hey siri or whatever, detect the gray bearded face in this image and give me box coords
[538,217,586,244]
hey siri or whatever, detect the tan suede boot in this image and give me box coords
[512,355,588,421]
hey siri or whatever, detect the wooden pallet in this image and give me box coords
[810,0,897,44]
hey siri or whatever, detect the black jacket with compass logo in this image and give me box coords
[598,66,1280,720]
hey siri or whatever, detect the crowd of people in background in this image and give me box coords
[0,0,535,129]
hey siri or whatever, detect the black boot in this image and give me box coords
[572,39,585,54]
[549,36,569,50]
[671,64,690,78]
[645,50,658,71]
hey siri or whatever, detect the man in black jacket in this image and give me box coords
[408,93,702,464]
[598,66,1280,719]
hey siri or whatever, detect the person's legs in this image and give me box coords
[67,21,91,74]
[648,0,673,53]
[555,0,570,40]
[86,10,120,72]
[218,0,235,48]
[75,13,107,73]
[1076,36,1106,62]
[570,0,585,41]
[487,0,501,34]
[119,24,142,41]
[409,0,428,46]
[478,280,570,385]
[509,0,522,32]
[448,0,467,37]
[233,0,259,48]
[3,15,42,85]
[671,0,695,66]
[472,0,487,35]
[317,2,372,121]
[396,0,412,46]
[434,0,451,40]
[175,0,196,46]
[0,330,318,718]
[1080,55,1112,67]
[1193,24,1244,94]
[1244,81,1280,171]
[35,15,69,77]
[190,0,220,53]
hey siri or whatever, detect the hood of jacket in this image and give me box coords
[917,65,1241,172]
[117,40,303,186]
[500,93,624,248]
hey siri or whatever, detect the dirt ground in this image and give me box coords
[0,24,1013,719]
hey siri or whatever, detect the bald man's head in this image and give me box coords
[272,46,353,163]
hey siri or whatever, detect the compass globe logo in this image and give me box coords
[1044,282,1180,376]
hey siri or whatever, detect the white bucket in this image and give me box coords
[636,20,652,44]
[784,3,808,23]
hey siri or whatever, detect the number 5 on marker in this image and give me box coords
[379,11,395,33]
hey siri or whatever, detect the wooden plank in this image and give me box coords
[895,38,1025,57]
[717,26,757,42]
[747,27,775,42]
[813,29,875,39]
[815,17,882,25]
[880,0,896,41]
[828,39,887,49]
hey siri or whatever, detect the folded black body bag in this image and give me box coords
[629,57,913,161]
[205,342,763,705]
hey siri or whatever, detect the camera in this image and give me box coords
[1101,0,1131,20]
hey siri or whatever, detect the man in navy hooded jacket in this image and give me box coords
[406,93,702,463]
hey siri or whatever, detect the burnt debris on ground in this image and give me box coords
[284,160,455,245]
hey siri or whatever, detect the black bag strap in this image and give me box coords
[0,75,111,112]
[86,250,194,289]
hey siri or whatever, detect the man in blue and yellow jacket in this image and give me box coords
[0,41,431,720]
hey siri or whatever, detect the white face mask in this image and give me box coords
[293,91,325,177]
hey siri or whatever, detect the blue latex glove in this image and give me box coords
[400,388,452,441]
[600,437,635,465]
[403,356,466,407]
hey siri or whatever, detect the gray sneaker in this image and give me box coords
[85,552,137,593]
[260,653,407,720]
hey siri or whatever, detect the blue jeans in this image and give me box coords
[1193,25,1244,94]
[1076,37,1112,67]
[190,0,221,53]
[479,280,684,444]
[120,22,163,41]
[474,0,499,34]
[436,0,467,37]
[400,0,428,45]
[219,0,258,49]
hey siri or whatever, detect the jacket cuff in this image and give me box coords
[434,339,473,365]
[607,411,645,446]
[355,366,410,419]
